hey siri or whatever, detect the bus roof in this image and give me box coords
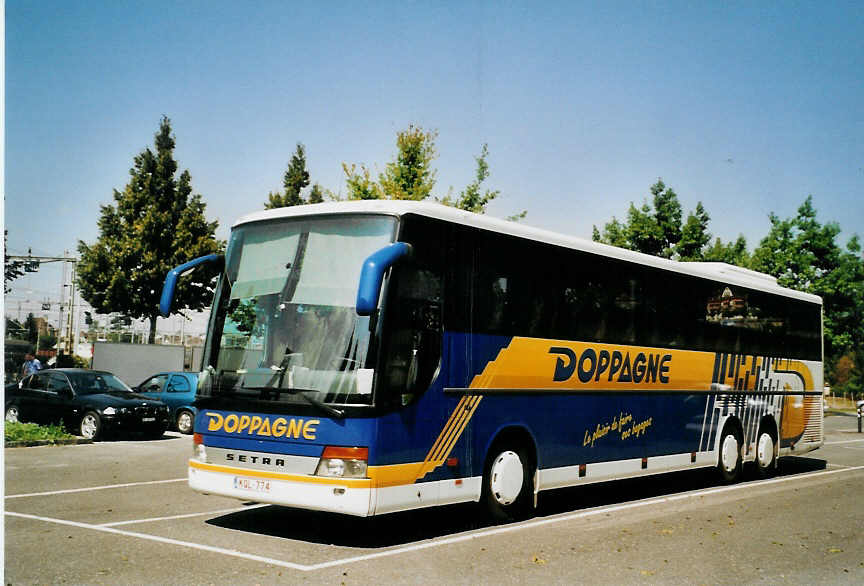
[234,201,822,305]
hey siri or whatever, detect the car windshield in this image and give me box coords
[204,214,396,408]
[66,372,132,395]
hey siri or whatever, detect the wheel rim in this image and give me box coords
[81,415,98,439]
[721,434,739,473]
[177,411,193,433]
[6,406,19,423]
[489,450,524,506]
[757,432,774,469]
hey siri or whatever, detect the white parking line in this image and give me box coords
[4,511,312,571]
[100,504,269,527]
[5,478,187,499]
[6,465,864,572]
[824,438,864,446]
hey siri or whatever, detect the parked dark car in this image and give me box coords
[4,369,171,441]
[133,372,198,434]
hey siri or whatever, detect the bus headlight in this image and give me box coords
[315,446,368,478]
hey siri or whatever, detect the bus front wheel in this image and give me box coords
[481,442,534,522]
[717,424,743,484]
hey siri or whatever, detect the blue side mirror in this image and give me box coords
[160,254,225,317]
[356,242,413,316]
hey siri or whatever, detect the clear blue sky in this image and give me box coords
[5,1,864,330]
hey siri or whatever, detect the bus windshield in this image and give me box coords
[205,215,396,408]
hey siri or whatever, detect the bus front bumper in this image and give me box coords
[188,459,374,517]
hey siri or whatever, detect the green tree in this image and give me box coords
[441,144,500,213]
[343,128,524,218]
[677,203,712,261]
[651,180,683,257]
[592,218,629,248]
[593,179,712,260]
[750,196,864,386]
[750,197,841,291]
[702,235,750,266]
[378,126,438,200]
[342,163,383,200]
[308,183,325,204]
[266,143,311,209]
[439,143,525,219]
[344,126,438,201]
[625,201,666,256]
[77,117,223,344]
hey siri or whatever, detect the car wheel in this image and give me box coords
[754,426,777,479]
[79,411,102,441]
[176,410,194,434]
[5,404,20,423]
[717,423,742,484]
[481,441,534,522]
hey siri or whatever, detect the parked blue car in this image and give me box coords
[133,372,198,434]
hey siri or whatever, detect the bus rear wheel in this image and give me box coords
[481,442,534,522]
[754,426,777,479]
[717,424,742,484]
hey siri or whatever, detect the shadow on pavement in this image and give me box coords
[104,431,186,442]
[205,455,827,548]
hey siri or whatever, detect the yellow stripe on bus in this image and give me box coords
[189,460,373,488]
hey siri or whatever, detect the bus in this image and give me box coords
[160,200,823,519]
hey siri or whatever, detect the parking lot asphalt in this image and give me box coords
[5,417,864,584]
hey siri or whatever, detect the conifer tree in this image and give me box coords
[266,143,311,209]
[308,183,325,204]
[77,117,222,343]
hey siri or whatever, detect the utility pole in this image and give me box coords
[8,252,80,357]
[66,258,78,355]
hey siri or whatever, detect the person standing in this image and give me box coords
[21,350,42,378]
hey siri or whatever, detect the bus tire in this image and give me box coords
[754,424,777,479]
[717,423,742,484]
[481,441,534,522]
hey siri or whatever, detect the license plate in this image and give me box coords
[233,477,271,493]
[142,417,155,422]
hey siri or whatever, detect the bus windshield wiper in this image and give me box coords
[240,386,345,419]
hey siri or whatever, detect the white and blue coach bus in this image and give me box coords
[160,201,823,519]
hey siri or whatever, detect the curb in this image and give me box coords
[5,438,94,448]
